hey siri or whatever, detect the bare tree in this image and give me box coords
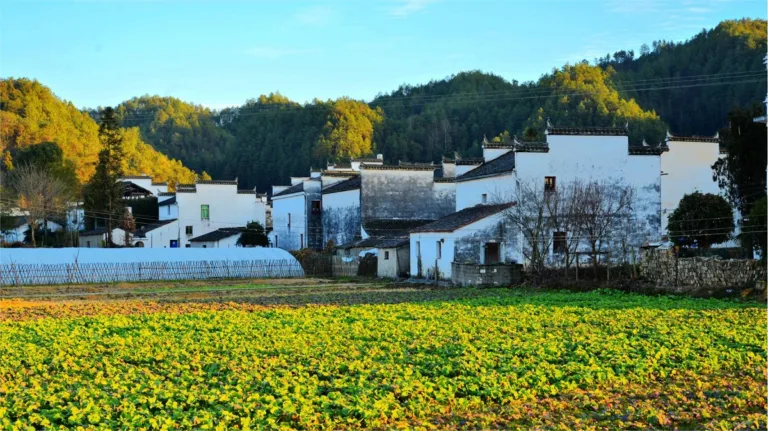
[572,180,634,278]
[7,164,73,248]
[121,208,135,247]
[545,181,585,271]
[498,180,553,275]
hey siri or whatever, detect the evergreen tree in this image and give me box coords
[236,221,269,247]
[668,192,734,248]
[84,107,126,247]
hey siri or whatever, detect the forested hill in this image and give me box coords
[3,19,764,192]
[0,79,197,186]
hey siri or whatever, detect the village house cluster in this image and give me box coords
[2,122,731,283]
[268,122,731,281]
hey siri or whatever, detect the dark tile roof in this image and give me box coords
[151,182,167,186]
[455,158,484,165]
[628,144,669,155]
[412,203,513,233]
[456,150,515,182]
[442,156,456,164]
[482,136,548,152]
[121,175,152,180]
[320,170,359,177]
[363,219,434,238]
[322,175,361,194]
[189,227,245,242]
[237,190,257,194]
[157,192,176,197]
[666,132,720,143]
[134,219,178,237]
[2,216,26,228]
[158,196,176,206]
[352,157,383,163]
[362,164,437,171]
[121,181,153,196]
[399,161,435,168]
[339,237,409,249]
[196,180,238,185]
[547,125,628,136]
[272,182,304,198]
[176,184,196,193]
[434,177,456,183]
[328,162,353,169]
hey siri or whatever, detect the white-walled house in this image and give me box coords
[189,228,244,248]
[132,219,179,248]
[79,227,128,248]
[269,178,322,251]
[409,203,517,280]
[176,180,267,248]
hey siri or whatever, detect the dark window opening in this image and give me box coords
[384,251,390,260]
[436,241,442,259]
[545,176,556,192]
[311,200,321,214]
[186,226,193,235]
[481,193,487,204]
[553,231,567,254]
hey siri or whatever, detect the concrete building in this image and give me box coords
[79,227,128,248]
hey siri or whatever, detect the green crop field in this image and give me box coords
[0,288,765,430]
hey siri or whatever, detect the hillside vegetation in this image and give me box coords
[2,19,764,191]
[0,79,197,186]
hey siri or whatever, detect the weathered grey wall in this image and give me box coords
[640,248,767,290]
[305,190,323,250]
[322,205,360,247]
[361,169,455,221]
[454,218,520,264]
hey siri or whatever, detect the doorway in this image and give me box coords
[484,243,500,264]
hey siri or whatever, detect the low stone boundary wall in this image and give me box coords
[639,249,766,290]
[452,262,522,287]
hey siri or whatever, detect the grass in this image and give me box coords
[0,287,765,429]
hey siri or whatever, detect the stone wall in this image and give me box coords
[639,248,766,290]
[452,262,522,287]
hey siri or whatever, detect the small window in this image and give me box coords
[167,206,170,215]
[553,231,567,254]
[384,251,390,260]
[288,213,291,228]
[201,204,210,220]
[203,244,207,248]
[437,241,442,259]
[300,234,304,248]
[311,200,321,214]
[481,193,487,204]
[545,176,556,192]
[275,235,278,248]
[186,226,193,235]
[416,241,420,256]
[86,241,91,248]
[185,244,191,248]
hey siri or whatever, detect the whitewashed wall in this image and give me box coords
[660,140,730,235]
[409,232,454,280]
[514,134,662,257]
[456,173,515,210]
[271,192,307,251]
[482,147,512,162]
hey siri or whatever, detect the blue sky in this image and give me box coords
[2,0,764,110]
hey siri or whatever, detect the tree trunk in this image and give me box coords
[30,222,37,248]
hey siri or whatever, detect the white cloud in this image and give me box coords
[389,0,439,16]
[244,47,319,59]
[295,6,335,26]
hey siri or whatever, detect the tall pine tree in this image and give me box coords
[84,107,125,247]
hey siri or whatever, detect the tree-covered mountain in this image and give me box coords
[0,78,197,187]
[3,19,764,192]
